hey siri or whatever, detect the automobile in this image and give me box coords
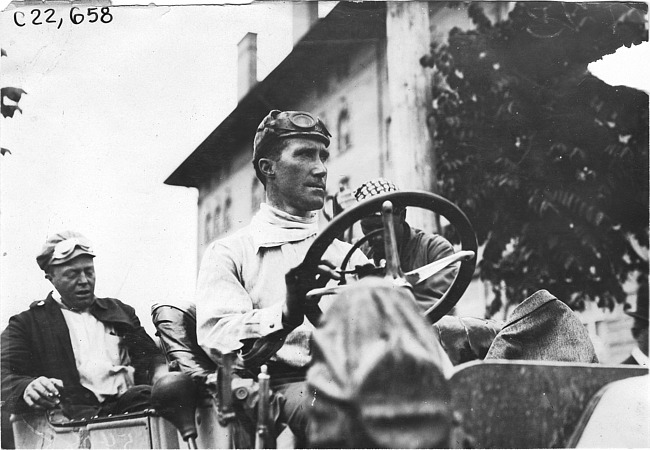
[9,191,649,449]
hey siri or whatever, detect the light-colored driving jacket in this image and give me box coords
[196,204,367,368]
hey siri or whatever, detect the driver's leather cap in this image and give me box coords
[253,110,331,160]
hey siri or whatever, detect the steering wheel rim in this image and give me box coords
[339,228,383,284]
[302,190,478,324]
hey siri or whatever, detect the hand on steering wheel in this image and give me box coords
[283,261,340,329]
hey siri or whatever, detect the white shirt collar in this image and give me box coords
[51,289,89,313]
[51,288,63,302]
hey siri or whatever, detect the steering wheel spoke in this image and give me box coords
[306,285,343,301]
[404,250,476,286]
[381,200,405,281]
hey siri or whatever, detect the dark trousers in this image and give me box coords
[60,385,153,421]
[274,381,310,448]
[1,409,15,449]
[262,361,310,448]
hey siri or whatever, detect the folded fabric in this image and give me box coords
[250,203,319,251]
[485,290,598,363]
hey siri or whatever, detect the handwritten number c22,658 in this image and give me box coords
[13,7,113,27]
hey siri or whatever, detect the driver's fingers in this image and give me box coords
[316,263,340,281]
[318,259,337,270]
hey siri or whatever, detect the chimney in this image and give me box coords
[292,2,319,44]
[237,32,257,101]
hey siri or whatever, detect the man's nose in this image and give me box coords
[78,273,89,284]
[312,158,327,177]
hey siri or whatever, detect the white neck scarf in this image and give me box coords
[250,203,319,251]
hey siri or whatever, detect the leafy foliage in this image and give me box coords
[1,49,27,156]
[1,87,27,118]
[422,2,648,314]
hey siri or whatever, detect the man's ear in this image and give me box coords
[258,158,276,179]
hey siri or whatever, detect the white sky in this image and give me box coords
[589,40,650,93]
[0,2,300,334]
[0,1,647,337]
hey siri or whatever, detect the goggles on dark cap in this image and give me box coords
[36,231,96,271]
[48,237,95,267]
[267,111,330,135]
[254,110,332,158]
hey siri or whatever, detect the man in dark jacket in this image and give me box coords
[1,231,167,421]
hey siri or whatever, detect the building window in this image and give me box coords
[337,101,352,153]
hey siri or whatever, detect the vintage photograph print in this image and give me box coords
[1,2,648,449]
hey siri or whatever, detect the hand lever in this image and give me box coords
[382,201,411,290]
[255,365,274,449]
[217,352,237,426]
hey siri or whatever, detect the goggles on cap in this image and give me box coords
[261,111,332,140]
[49,237,94,265]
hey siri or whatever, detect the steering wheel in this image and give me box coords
[301,190,478,324]
[338,228,383,284]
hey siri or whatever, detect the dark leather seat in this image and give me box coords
[151,301,216,385]
[433,315,502,366]
[151,302,264,448]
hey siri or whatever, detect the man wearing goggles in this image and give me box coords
[1,231,167,422]
[195,110,368,446]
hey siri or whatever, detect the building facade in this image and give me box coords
[166,2,492,261]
